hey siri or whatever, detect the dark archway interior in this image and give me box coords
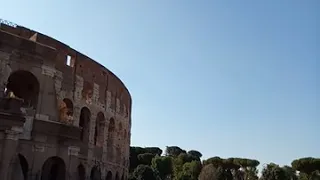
[105,171,112,180]
[77,164,86,180]
[63,98,73,116]
[41,156,66,180]
[6,70,39,108]
[90,166,101,180]
[121,174,124,180]
[95,112,105,147]
[79,107,91,142]
[115,173,120,180]
[18,154,29,180]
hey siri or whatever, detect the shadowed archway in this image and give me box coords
[79,107,91,142]
[6,70,39,108]
[77,164,86,180]
[90,166,101,180]
[41,156,66,180]
[15,154,29,180]
[94,112,105,147]
[115,172,120,180]
[105,171,112,180]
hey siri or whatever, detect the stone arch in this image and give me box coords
[82,81,93,104]
[115,172,120,180]
[118,122,122,136]
[77,164,86,180]
[41,156,66,180]
[107,118,115,161]
[5,70,40,108]
[105,171,112,180]
[59,98,74,124]
[17,153,28,180]
[79,107,91,142]
[90,166,101,180]
[94,112,105,147]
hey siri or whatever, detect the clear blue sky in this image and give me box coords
[1,0,319,167]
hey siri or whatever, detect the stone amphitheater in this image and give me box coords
[0,19,132,180]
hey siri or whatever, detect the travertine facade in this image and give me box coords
[0,19,132,180]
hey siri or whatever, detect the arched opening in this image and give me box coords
[79,107,91,142]
[118,122,122,136]
[94,112,105,147]
[90,166,101,180]
[82,81,93,104]
[115,172,120,180]
[5,70,40,108]
[41,156,66,180]
[121,174,124,180]
[18,154,29,180]
[105,171,112,180]
[59,98,74,123]
[77,164,86,180]
[107,118,115,161]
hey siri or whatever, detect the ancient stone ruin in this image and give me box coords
[0,19,132,180]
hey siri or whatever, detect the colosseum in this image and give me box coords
[0,19,132,180]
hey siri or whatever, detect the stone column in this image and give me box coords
[36,65,57,122]
[67,146,80,180]
[0,128,22,180]
[0,52,11,98]
[87,113,97,164]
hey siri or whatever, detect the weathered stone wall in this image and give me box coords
[0,21,131,180]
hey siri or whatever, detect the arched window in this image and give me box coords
[90,166,101,180]
[6,70,40,108]
[18,154,28,180]
[94,112,105,147]
[105,171,112,180]
[41,156,66,180]
[77,164,86,180]
[79,107,91,142]
[59,98,73,123]
[115,172,119,180]
[118,122,122,136]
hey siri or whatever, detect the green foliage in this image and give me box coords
[138,153,156,165]
[144,147,163,156]
[198,164,225,180]
[282,165,298,180]
[129,146,318,180]
[165,146,186,157]
[187,150,203,159]
[182,161,202,179]
[260,163,287,180]
[151,156,173,180]
[292,157,320,180]
[131,165,160,180]
[292,157,320,174]
[130,147,147,172]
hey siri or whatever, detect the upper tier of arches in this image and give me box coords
[0,22,132,113]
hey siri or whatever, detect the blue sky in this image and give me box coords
[1,0,319,167]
